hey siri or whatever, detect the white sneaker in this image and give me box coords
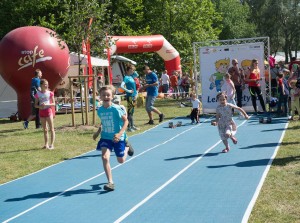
[48,145,54,150]
[127,128,135,132]
[132,126,140,131]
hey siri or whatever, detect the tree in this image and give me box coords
[243,0,300,61]
[213,0,257,40]
[108,0,222,73]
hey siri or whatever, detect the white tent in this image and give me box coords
[69,52,109,67]
[0,75,17,118]
[111,55,137,65]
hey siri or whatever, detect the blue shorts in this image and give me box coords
[96,138,126,157]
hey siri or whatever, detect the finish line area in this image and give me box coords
[0,115,288,223]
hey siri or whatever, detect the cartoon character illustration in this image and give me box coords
[209,58,230,92]
[241,59,252,77]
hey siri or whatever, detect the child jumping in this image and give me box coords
[212,92,249,153]
[93,85,134,191]
[34,79,56,149]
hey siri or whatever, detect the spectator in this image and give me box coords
[245,59,267,114]
[228,59,244,108]
[289,80,300,120]
[23,69,42,129]
[181,73,191,98]
[170,71,179,99]
[160,70,170,98]
[120,65,139,132]
[140,65,165,125]
[276,71,290,117]
[34,79,56,149]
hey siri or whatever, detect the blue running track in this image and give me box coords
[0,115,288,223]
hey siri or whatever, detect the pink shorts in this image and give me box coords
[39,108,53,118]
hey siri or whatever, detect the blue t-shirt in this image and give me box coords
[31,77,40,92]
[146,71,158,96]
[123,75,137,97]
[97,104,126,141]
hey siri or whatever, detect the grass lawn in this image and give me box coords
[0,98,299,222]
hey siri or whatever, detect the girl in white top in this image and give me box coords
[34,79,55,149]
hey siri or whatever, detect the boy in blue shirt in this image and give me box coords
[93,85,134,191]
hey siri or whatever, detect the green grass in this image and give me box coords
[248,120,300,222]
[1,98,299,222]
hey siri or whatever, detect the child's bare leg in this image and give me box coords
[101,148,113,183]
[231,120,237,131]
[117,146,129,164]
[222,139,230,153]
[47,116,55,147]
[41,118,48,148]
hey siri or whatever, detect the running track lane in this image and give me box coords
[0,116,288,223]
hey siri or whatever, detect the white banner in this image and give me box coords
[200,42,265,113]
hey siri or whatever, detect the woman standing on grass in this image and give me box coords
[120,65,139,132]
[34,79,56,149]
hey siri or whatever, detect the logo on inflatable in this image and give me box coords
[18,45,52,70]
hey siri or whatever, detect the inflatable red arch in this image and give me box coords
[109,35,181,76]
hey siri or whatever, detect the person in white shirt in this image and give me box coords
[160,70,170,98]
[190,92,201,124]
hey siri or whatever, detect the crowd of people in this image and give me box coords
[269,57,300,120]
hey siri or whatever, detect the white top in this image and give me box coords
[225,79,235,98]
[191,98,200,108]
[161,73,170,85]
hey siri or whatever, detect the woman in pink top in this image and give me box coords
[34,79,56,149]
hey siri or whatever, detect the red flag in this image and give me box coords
[86,18,93,87]
[87,40,93,87]
[106,34,113,84]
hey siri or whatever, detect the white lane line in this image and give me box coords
[2,118,213,223]
[114,119,249,222]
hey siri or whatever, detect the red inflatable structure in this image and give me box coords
[109,35,181,75]
[0,26,70,120]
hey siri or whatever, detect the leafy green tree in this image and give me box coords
[244,0,300,61]
[213,0,257,40]
[108,0,222,72]
[0,0,61,39]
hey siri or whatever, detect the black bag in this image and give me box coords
[296,79,300,88]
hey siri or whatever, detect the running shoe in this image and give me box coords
[127,128,135,132]
[23,121,29,129]
[104,182,115,191]
[132,126,140,131]
[147,120,154,125]
[127,143,134,156]
[159,113,165,122]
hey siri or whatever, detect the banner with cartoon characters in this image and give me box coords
[200,42,265,113]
